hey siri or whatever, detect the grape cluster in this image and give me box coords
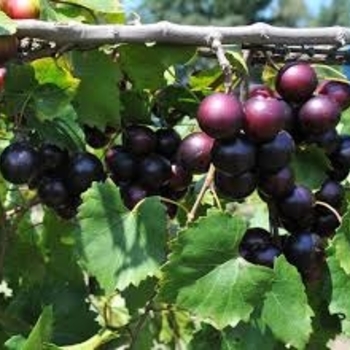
[194,61,350,276]
[105,125,193,217]
[0,141,106,219]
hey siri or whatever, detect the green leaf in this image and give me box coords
[312,64,347,81]
[262,64,279,90]
[159,212,274,329]
[5,335,27,349]
[39,0,61,20]
[31,58,79,97]
[77,181,168,292]
[64,0,123,13]
[3,64,37,117]
[33,84,73,122]
[261,256,314,350]
[189,66,222,92]
[122,277,157,315]
[72,50,121,129]
[4,211,45,287]
[307,277,341,350]
[120,90,151,125]
[28,105,85,152]
[0,12,16,35]
[333,205,350,274]
[222,322,277,350]
[118,44,195,90]
[226,50,249,75]
[291,145,331,190]
[188,323,277,350]
[328,255,350,336]
[339,108,350,134]
[23,306,53,350]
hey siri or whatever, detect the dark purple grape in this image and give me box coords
[280,214,314,233]
[298,95,340,134]
[214,170,256,200]
[279,185,315,221]
[55,204,79,220]
[259,166,295,199]
[329,135,350,168]
[120,184,148,210]
[67,152,105,195]
[249,84,275,99]
[283,232,321,272]
[315,179,344,210]
[196,92,244,139]
[122,125,156,156]
[279,99,294,132]
[0,142,39,184]
[168,163,192,191]
[318,80,350,111]
[84,125,110,149]
[275,62,318,102]
[39,144,68,174]
[138,154,171,190]
[105,146,136,184]
[250,245,282,268]
[306,128,340,155]
[239,227,272,255]
[313,207,340,238]
[257,131,295,173]
[160,185,188,201]
[176,132,214,174]
[156,128,181,159]
[211,135,256,176]
[244,97,286,142]
[328,159,350,182]
[38,177,69,208]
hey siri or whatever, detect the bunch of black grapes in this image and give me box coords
[193,61,350,277]
[0,142,106,219]
[105,125,194,217]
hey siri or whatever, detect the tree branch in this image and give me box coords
[12,20,350,47]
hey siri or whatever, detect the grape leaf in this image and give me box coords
[28,105,85,152]
[77,181,168,292]
[313,64,347,81]
[72,50,122,129]
[188,322,277,350]
[65,0,123,13]
[23,306,53,350]
[39,0,61,20]
[118,44,195,91]
[333,206,350,274]
[33,84,73,122]
[328,255,350,336]
[31,58,79,98]
[4,335,27,349]
[291,145,331,190]
[3,64,38,117]
[0,12,16,35]
[159,212,274,329]
[261,256,314,350]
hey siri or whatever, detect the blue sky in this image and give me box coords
[123,0,331,18]
[305,0,330,14]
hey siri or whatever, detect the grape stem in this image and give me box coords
[209,182,223,211]
[210,37,233,93]
[315,201,342,224]
[268,201,279,238]
[239,49,251,102]
[160,197,189,215]
[187,164,216,223]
